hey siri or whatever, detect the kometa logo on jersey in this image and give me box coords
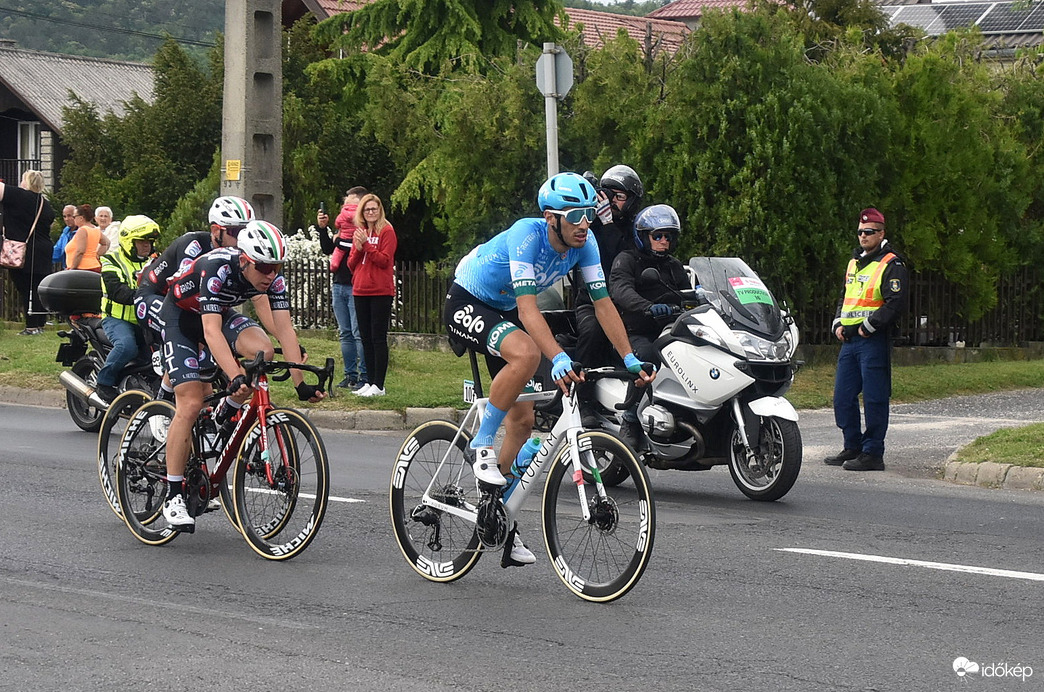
[207,277,223,294]
[271,276,287,293]
[136,302,147,320]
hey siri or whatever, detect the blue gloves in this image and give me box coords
[649,303,673,317]
[623,353,645,375]
[551,352,574,381]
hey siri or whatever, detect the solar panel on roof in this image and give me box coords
[938,3,991,31]
[892,5,946,32]
[1016,1,1044,31]
[977,2,1035,33]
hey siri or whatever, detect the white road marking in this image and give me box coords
[244,487,364,503]
[776,548,1044,582]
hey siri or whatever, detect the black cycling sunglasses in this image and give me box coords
[221,224,247,238]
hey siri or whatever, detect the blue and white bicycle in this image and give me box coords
[390,355,656,602]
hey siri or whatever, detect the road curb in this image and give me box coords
[0,385,455,433]
[943,455,1044,492]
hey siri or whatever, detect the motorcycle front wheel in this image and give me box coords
[728,417,802,502]
[67,356,104,432]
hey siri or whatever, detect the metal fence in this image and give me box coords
[5,262,1043,347]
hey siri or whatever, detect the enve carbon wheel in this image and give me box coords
[233,408,329,561]
[728,416,802,502]
[98,389,151,517]
[68,357,104,432]
[390,421,482,583]
[115,400,180,546]
[542,431,655,603]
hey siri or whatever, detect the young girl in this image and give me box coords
[348,194,397,397]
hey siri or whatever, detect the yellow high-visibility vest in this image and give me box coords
[839,252,897,326]
[100,251,146,322]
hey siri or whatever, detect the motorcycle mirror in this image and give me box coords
[639,267,661,287]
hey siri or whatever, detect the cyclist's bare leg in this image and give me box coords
[486,330,541,473]
[166,380,208,478]
[501,402,536,474]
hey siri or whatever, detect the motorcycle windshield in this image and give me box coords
[688,257,785,340]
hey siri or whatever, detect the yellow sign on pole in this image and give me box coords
[225,159,242,181]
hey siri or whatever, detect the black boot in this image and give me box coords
[823,449,860,466]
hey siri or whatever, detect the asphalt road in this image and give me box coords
[2,396,1044,691]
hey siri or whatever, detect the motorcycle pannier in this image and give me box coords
[38,270,104,315]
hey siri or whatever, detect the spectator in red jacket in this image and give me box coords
[348,193,397,397]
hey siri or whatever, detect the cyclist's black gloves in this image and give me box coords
[296,382,322,401]
[228,374,249,395]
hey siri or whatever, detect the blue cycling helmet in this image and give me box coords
[537,172,597,211]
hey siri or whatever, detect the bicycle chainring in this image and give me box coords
[184,465,211,518]
[475,493,508,549]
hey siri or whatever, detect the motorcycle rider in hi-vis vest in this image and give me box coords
[824,207,909,472]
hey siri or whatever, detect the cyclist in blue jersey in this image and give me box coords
[445,172,655,566]
[159,220,325,531]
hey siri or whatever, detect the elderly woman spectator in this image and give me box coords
[66,204,110,272]
[0,170,56,335]
[96,206,121,254]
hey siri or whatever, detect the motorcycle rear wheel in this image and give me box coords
[67,356,104,432]
[728,416,801,502]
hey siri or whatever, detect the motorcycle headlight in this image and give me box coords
[735,331,794,362]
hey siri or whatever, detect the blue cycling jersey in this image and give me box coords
[453,217,608,311]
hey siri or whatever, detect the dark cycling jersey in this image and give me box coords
[138,231,213,297]
[167,246,290,314]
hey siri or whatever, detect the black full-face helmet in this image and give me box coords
[633,204,681,257]
[599,165,644,219]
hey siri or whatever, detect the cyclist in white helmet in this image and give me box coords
[133,195,255,401]
[159,220,325,531]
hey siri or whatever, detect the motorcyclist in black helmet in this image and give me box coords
[608,204,691,449]
[572,165,644,425]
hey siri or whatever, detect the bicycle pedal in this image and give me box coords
[173,523,195,534]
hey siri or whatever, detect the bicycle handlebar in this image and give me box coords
[218,353,336,398]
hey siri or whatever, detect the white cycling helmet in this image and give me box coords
[237,220,289,264]
[208,196,255,227]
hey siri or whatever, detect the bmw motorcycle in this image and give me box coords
[566,256,803,502]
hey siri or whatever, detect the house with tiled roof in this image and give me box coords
[646,0,752,29]
[0,41,154,189]
[281,1,690,54]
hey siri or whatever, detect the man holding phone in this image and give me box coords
[317,186,369,389]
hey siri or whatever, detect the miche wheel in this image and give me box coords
[115,400,180,546]
[390,421,482,583]
[543,431,655,603]
[97,389,151,517]
[68,357,104,432]
[233,408,329,560]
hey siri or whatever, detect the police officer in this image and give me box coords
[824,208,909,471]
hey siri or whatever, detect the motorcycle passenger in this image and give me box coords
[159,221,325,531]
[608,204,690,450]
[445,172,655,566]
[94,215,161,404]
[134,195,255,400]
[573,165,644,425]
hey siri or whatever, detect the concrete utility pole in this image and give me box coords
[222,0,283,227]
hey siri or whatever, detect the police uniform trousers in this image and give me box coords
[833,331,892,457]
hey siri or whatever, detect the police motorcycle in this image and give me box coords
[565,256,802,502]
[38,270,161,432]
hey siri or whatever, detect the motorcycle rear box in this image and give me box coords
[38,270,103,315]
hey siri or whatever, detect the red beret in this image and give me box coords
[859,208,885,225]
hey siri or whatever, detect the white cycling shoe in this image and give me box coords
[162,494,196,532]
[509,531,536,565]
[472,447,507,486]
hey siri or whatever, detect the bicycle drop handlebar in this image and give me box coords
[215,352,336,399]
[574,362,656,412]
